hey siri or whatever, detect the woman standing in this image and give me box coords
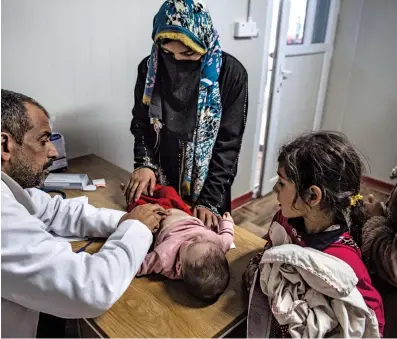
[126,0,248,228]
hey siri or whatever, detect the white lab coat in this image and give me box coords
[1,172,153,338]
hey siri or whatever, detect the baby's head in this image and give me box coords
[181,241,230,302]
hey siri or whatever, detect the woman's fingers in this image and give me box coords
[134,180,149,202]
[149,176,156,197]
[197,209,207,226]
[204,212,212,229]
[212,215,219,232]
[194,207,219,229]
[128,181,140,203]
[125,168,157,203]
[125,179,135,204]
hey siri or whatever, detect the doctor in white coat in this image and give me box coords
[1,89,168,338]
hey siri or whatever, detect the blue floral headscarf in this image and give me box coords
[143,0,222,203]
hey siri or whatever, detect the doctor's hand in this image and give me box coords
[124,168,156,204]
[193,207,219,231]
[118,204,169,233]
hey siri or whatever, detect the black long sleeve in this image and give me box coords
[130,58,158,173]
[197,55,248,214]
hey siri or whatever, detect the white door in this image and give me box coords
[260,0,340,195]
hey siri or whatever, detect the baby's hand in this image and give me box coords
[223,212,234,223]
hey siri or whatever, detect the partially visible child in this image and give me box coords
[362,167,397,287]
[361,166,397,337]
[243,131,385,337]
[129,185,234,302]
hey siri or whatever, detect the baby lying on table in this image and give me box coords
[129,185,235,302]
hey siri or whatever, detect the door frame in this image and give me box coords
[258,0,291,197]
[250,0,275,196]
[256,0,341,196]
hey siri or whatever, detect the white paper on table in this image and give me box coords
[92,179,106,186]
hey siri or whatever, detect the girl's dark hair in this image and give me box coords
[278,131,366,245]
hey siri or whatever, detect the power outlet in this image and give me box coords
[234,19,259,38]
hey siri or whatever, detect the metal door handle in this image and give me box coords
[281,69,292,79]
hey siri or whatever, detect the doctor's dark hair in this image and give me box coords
[182,245,230,302]
[277,131,366,245]
[1,89,49,145]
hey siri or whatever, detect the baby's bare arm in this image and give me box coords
[219,213,234,252]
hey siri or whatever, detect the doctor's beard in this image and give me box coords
[7,148,53,189]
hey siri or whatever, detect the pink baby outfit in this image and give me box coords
[137,217,234,279]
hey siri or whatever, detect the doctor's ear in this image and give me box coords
[2,132,12,162]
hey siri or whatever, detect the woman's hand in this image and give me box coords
[124,168,156,204]
[193,207,219,230]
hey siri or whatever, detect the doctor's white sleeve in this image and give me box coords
[1,196,153,319]
[26,187,125,237]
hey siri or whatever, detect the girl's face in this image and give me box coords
[273,167,309,219]
[161,40,202,61]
